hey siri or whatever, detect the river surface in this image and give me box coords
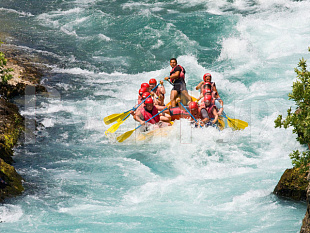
[1,0,310,232]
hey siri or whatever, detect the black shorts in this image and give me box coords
[172,81,187,94]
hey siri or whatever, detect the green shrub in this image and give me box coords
[0,41,13,84]
[275,47,310,173]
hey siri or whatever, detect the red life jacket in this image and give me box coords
[140,106,160,124]
[170,65,185,82]
[198,102,216,119]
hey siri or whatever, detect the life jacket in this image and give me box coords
[170,65,185,82]
[140,106,160,124]
[198,102,217,119]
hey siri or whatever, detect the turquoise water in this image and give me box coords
[1,0,310,232]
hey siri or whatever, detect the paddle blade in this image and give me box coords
[218,117,225,130]
[191,96,198,102]
[105,121,123,135]
[104,112,128,125]
[231,118,248,129]
[227,117,248,130]
[116,129,135,143]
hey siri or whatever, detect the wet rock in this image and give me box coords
[300,172,310,232]
[0,158,24,202]
[273,168,308,201]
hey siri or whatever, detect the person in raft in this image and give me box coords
[199,95,218,126]
[149,78,165,109]
[135,97,171,130]
[196,73,222,103]
[199,89,223,116]
[149,78,171,122]
[164,58,192,108]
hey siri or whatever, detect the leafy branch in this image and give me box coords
[275,47,310,173]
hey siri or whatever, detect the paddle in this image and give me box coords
[104,84,161,134]
[179,101,202,128]
[104,83,160,125]
[116,107,168,143]
[221,111,248,130]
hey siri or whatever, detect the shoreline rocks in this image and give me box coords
[273,167,308,201]
[0,41,48,202]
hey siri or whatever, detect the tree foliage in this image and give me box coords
[275,47,310,172]
[0,42,13,84]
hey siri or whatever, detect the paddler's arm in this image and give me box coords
[159,80,166,94]
[164,71,180,82]
[197,92,204,101]
[212,109,218,124]
[195,81,204,90]
[134,110,146,125]
[200,109,210,123]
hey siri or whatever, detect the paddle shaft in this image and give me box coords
[179,102,198,123]
[133,83,160,111]
[111,83,161,125]
[135,107,168,130]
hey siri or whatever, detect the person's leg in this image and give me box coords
[170,90,178,107]
[180,90,192,105]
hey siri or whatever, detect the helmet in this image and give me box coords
[203,73,212,82]
[141,83,150,89]
[149,78,157,85]
[204,95,212,102]
[188,102,198,110]
[145,97,153,104]
[142,92,150,99]
[139,87,147,95]
[203,89,212,95]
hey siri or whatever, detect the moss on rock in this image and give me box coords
[0,158,24,202]
[273,167,308,201]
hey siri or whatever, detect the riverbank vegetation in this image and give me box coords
[275,47,310,175]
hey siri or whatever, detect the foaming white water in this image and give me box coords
[0,205,23,223]
[0,7,34,17]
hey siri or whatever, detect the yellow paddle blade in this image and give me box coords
[227,117,248,130]
[231,118,248,129]
[104,112,128,125]
[191,96,198,102]
[117,129,136,143]
[105,121,123,135]
[218,117,225,130]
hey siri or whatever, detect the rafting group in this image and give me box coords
[132,58,223,129]
[104,58,248,142]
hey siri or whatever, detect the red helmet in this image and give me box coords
[141,83,150,89]
[203,89,212,95]
[204,95,212,102]
[149,78,157,85]
[139,87,147,95]
[188,102,198,110]
[203,73,212,82]
[142,92,150,99]
[145,97,153,104]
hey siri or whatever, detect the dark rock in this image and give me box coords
[0,158,24,202]
[273,168,308,201]
[300,172,310,232]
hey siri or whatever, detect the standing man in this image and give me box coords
[164,58,191,107]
